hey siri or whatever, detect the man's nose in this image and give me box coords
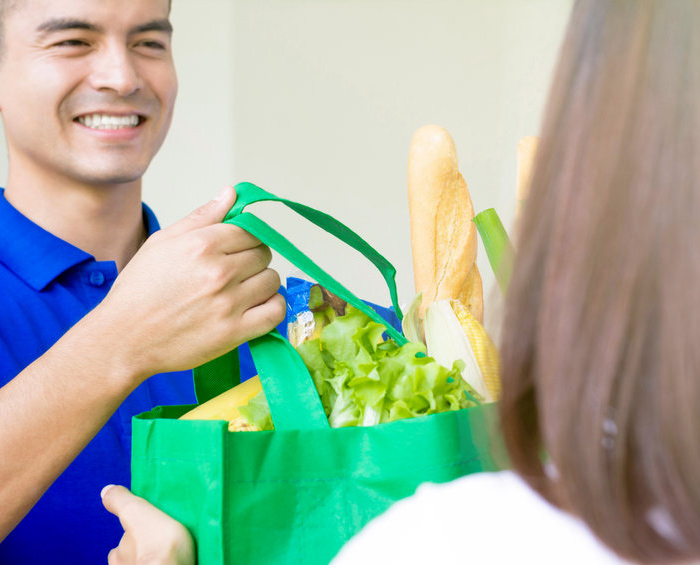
[89,44,142,97]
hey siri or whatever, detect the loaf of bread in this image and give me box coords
[515,136,538,231]
[407,125,483,322]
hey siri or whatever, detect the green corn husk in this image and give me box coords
[473,208,514,294]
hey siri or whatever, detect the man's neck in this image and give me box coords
[4,170,147,272]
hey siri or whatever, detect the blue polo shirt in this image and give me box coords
[0,190,258,564]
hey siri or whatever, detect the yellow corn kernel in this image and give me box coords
[449,299,501,400]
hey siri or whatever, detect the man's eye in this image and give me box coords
[136,40,166,50]
[54,39,90,48]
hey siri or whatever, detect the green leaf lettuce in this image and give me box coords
[241,305,482,430]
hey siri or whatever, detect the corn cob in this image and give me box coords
[449,299,501,400]
[403,293,501,402]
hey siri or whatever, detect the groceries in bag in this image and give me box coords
[405,124,501,401]
[181,292,483,431]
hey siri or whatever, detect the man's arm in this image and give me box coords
[0,187,285,539]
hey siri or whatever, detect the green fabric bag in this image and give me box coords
[131,182,506,565]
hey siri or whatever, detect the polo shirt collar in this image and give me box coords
[0,189,160,292]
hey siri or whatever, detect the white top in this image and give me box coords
[331,470,632,564]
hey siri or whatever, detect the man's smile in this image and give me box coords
[75,113,145,130]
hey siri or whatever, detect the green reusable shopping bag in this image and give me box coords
[131,182,506,565]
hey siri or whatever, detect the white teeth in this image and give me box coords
[77,114,140,129]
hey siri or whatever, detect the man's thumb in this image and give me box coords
[101,484,134,518]
[170,186,237,234]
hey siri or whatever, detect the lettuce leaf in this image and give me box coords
[238,305,482,430]
[237,389,274,431]
[296,305,481,428]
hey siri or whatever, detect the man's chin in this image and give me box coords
[78,166,149,187]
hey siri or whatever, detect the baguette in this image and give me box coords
[407,125,483,322]
[515,135,538,232]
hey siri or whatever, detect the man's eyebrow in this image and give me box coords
[36,18,102,35]
[34,18,173,37]
[130,19,173,35]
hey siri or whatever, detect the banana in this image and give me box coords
[179,375,263,423]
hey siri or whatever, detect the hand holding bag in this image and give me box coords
[131,182,506,565]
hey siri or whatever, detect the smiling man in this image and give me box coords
[0,0,285,562]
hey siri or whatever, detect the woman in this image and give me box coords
[333,0,700,562]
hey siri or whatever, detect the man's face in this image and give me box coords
[0,0,177,188]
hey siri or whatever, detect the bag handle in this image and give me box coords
[194,182,407,430]
[226,182,404,329]
[248,331,331,430]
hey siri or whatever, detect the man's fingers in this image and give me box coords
[217,246,274,286]
[107,533,134,565]
[234,267,282,307]
[168,186,238,236]
[101,485,138,520]
[102,485,196,565]
[205,222,266,255]
[101,485,158,528]
[239,290,287,340]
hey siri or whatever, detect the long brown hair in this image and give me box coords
[499,0,700,562]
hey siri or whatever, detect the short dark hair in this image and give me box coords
[500,0,700,562]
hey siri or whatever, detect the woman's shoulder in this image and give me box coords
[332,470,632,564]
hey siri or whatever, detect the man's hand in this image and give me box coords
[93,186,286,385]
[0,187,284,537]
[101,485,195,565]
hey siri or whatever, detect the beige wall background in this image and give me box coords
[0,0,573,327]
